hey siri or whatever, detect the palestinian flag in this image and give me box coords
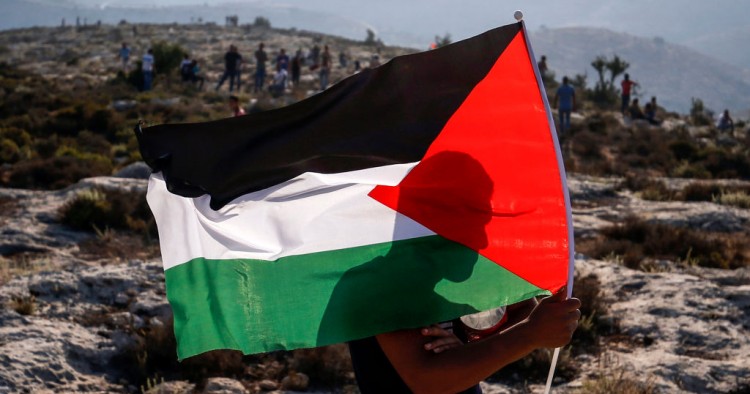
[137,21,574,360]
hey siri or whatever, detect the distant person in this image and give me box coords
[319,45,332,90]
[141,49,155,91]
[339,52,348,68]
[179,54,192,82]
[276,48,290,72]
[269,68,288,97]
[229,95,245,117]
[310,44,321,67]
[644,103,661,125]
[369,54,381,68]
[291,49,302,87]
[118,42,131,72]
[620,73,638,114]
[216,45,242,92]
[254,43,268,93]
[537,55,548,76]
[188,60,205,90]
[628,98,645,120]
[717,109,734,132]
[553,76,576,133]
[354,60,361,72]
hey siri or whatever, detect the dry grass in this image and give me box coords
[714,191,750,209]
[561,118,750,182]
[577,216,749,270]
[74,227,160,261]
[0,254,56,286]
[288,345,355,389]
[9,294,36,315]
[572,273,617,354]
[577,366,657,394]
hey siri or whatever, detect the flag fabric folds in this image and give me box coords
[137,21,573,360]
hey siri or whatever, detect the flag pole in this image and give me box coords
[515,9,577,394]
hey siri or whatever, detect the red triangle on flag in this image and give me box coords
[369,30,569,293]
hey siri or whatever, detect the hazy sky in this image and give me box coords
[64,0,748,42]
[13,0,750,70]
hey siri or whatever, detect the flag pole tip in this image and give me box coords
[514,10,524,21]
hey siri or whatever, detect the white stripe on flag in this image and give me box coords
[148,163,436,270]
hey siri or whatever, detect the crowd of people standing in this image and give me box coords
[118,39,369,96]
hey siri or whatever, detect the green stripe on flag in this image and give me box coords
[165,235,547,360]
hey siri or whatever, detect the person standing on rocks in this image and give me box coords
[717,109,734,133]
[291,49,302,87]
[215,45,242,93]
[276,48,290,74]
[537,55,548,77]
[553,76,576,134]
[319,45,332,91]
[229,95,245,117]
[254,43,268,93]
[117,42,131,72]
[141,49,155,91]
[620,73,638,114]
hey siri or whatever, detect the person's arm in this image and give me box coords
[377,290,580,394]
[421,324,463,353]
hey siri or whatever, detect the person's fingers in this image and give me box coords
[424,337,460,350]
[431,342,461,353]
[539,287,567,305]
[421,325,450,337]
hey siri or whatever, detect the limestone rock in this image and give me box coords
[204,377,248,394]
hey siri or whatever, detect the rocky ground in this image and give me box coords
[1,20,749,394]
[1,170,748,393]
[0,22,412,102]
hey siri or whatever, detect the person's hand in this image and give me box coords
[524,288,581,348]
[421,324,463,353]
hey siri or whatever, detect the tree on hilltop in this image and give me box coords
[434,33,452,48]
[590,54,629,108]
[253,16,271,29]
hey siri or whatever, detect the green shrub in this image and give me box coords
[580,216,747,270]
[701,148,750,179]
[669,139,698,161]
[58,187,155,236]
[0,126,32,147]
[671,161,712,179]
[75,130,113,156]
[617,175,671,200]
[680,182,721,201]
[7,156,112,189]
[33,135,59,159]
[0,139,20,164]
[152,41,187,76]
[714,191,750,209]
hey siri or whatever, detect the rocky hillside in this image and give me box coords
[1,172,749,393]
[0,22,749,394]
[530,27,750,116]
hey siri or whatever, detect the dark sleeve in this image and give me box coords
[348,335,482,394]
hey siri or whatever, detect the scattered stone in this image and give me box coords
[109,99,137,111]
[114,161,152,180]
[144,380,196,393]
[204,377,248,394]
[258,379,278,391]
[280,372,309,391]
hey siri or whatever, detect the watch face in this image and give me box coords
[460,306,507,330]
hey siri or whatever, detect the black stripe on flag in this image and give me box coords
[137,23,521,210]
